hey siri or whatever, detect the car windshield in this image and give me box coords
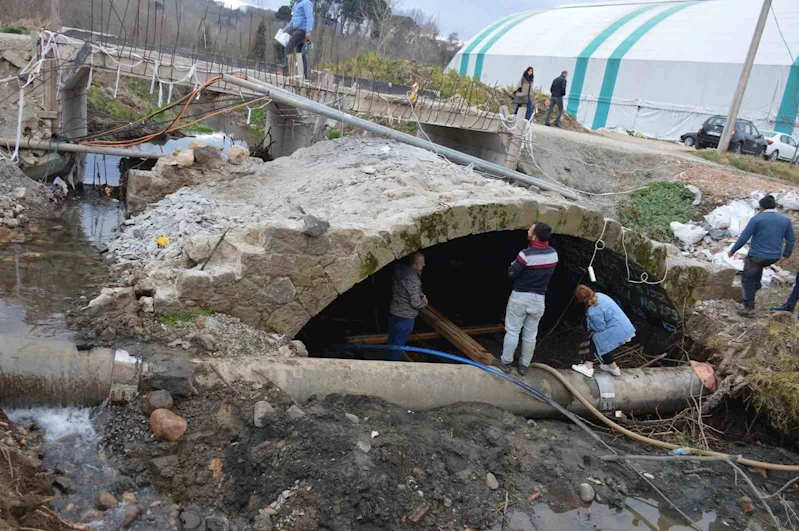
[761,130,779,137]
[707,117,725,126]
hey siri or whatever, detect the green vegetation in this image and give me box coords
[0,25,28,34]
[695,150,799,184]
[617,182,697,242]
[158,308,215,327]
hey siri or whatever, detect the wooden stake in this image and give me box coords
[345,324,505,345]
[418,306,495,366]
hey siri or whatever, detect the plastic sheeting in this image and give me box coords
[449,0,799,140]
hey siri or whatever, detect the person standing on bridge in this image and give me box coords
[513,67,535,121]
[386,252,428,361]
[571,285,635,378]
[545,71,568,127]
[500,222,558,376]
[729,195,795,315]
[283,0,314,79]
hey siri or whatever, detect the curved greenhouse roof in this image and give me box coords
[448,0,799,139]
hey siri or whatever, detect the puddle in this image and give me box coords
[0,195,118,340]
[7,407,174,530]
[84,126,250,186]
[490,498,766,531]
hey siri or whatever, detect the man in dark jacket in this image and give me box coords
[728,195,795,314]
[500,222,558,375]
[545,71,568,127]
[386,252,428,361]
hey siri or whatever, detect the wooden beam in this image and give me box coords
[418,306,496,366]
[345,324,505,346]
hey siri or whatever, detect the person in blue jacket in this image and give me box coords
[571,285,636,378]
[728,195,794,314]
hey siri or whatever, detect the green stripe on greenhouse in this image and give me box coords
[458,13,525,76]
[775,58,799,135]
[473,12,543,81]
[566,4,660,118]
[592,2,697,130]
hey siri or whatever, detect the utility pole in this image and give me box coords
[43,0,61,135]
[718,0,771,152]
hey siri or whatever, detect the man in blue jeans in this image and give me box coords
[386,252,427,361]
[771,273,799,317]
[501,222,558,375]
[728,195,795,315]
[282,0,314,78]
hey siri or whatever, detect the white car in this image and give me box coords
[761,130,798,162]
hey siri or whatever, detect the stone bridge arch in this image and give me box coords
[167,197,721,338]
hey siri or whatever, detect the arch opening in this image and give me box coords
[298,230,682,366]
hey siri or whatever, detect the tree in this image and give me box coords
[276,5,292,22]
[448,32,459,42]
[250,18,267,61]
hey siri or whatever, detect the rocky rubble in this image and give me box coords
[0,159,65,239]
[106,189,232,268]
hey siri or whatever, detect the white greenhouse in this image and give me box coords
[448,0,799,140]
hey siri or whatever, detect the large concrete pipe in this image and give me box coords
[0,338,139,407]
[202,358,705,417]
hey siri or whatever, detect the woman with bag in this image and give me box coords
[571,285,636,378]
[513,67,535,120]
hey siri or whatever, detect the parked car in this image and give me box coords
[680,132,697,147]
[695,115,767,155]
[760,130,798,162]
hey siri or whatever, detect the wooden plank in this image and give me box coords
[419,306,496,366]
[346,324,505,346]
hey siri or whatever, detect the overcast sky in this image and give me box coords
[230,0,606,40]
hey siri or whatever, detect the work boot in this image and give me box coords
[544,123,551,127]
[499,362,512,374]
[738,307,755,317]
[517,364,528,377]
[770,303,795,312]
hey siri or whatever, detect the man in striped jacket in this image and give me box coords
[500,222,558,376]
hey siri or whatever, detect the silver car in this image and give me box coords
[761,130,798,162]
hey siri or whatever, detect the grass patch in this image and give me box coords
[1,25,28,34]
[184,123,214,134]
[695,150,799,184]
[158,308,215,327]
[617,181,697,242]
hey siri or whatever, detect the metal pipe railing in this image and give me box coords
[0,138,165,159]
[220,74,578,200]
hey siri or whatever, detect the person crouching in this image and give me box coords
[571,285,635,378]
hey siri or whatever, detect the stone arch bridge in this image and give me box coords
[139,138,731,339]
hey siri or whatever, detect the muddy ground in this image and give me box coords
[90,376,798,531]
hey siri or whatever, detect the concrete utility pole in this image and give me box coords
[718,0,772,152]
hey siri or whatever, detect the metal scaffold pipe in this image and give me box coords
[0,138,166,159]
[220,74,578,200]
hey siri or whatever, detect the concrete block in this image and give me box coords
[445,205,473,241]
[264,277,297,305]
[265,302,311,337]
[330,228,365,256]
[357,233,396,276]
[177,270,213,302]
[325,255,365,294]
[263,226,308,254]
[297,281,338,317]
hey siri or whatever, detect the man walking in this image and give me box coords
[501,223,558,375]
[771,273,799,319]
[283,0,314,79]
[728,195,795,314]
[545,71,568,127]
[386,252,428,361]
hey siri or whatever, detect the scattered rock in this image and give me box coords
[361,166,376,175]
[11,187,26,199]
[739,496,755,515]
[216,402,239,429]
[122,504,141,527]
[97,491,119,510]
[80,508,102,522]
[53,475,73,493]
[1,51,27,69]
[455,468,473,482]
[356,440,371,453]
[205,515,230,531]
[286,404,306,420]
[254,401,276,428]
[0,227,21,245]
[87,287,138,317]
[181,509,203,530]
[139,296,155,313]
[195,333,216,352]
[578,483,595,503]
[485,473,499,490]
[302,215,330,237]
[149,409,188,442]
[141,390,174,416]
[227,146,249,165]
[148,455,179,480]
[143,358,195,397]
[406,503,430,524]
[176,149,195,168]
[345,413,360,424]
[252,513,273,531]
[194,145,226,169]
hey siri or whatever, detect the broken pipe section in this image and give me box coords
[0,338,139,407]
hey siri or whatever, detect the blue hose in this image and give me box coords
[333,343,601,442]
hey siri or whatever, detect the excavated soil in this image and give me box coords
[98,377,799,531]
